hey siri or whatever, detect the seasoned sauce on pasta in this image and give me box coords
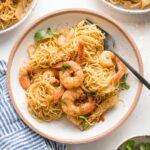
[19,21,129,130]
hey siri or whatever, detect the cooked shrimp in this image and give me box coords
[43,70,59,85]
[60,61,84,89]
[99,51,126,82]
[114,57,126,82]
[99,51,115,68]
[61,89,96,116]
[58,28,74,45]
[19,64,30,90]
[76,42,85,65]
[54,61,84,89]
[53,85,65,103]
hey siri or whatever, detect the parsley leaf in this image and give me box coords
[120,82,130,90]
[82,122,90,130]
[34,28,59,42]
[120,139,150,150]
[60,99,66,104]
[77,116,88,122]
[119,73,130,90]
[77,116,91,131]
[121,73,129,82]
[61,64,71,70]
[90,91,97,97]
[125,140,135,150]
[139,143,150,150]
[126,145,133,150]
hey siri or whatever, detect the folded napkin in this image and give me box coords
[0,60,67,150]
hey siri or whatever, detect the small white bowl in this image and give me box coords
[101,0,150,14]
[7,9,143,144]
[0,0,38,34]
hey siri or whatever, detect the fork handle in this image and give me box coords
[111,50,150,90]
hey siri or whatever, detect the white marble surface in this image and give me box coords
[0,0,150,150]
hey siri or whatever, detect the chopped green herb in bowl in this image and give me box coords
[117,136,150,150]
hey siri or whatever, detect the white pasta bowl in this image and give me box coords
[7,9,143,144]
[0,0,37,34]
[101,0,150,14]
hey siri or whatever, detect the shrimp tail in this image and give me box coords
[53,86,65,103]
[114,57,126,81]
[53,62,64,69]
[19,66,30,90]
[76,42,85,65]
[19,76,30,90]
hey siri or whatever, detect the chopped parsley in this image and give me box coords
[119,139,150,150]
[125,140,135,150]
[60,99,66,104]
[90,91,97,97]
[61,64,71,70]
[77,115,88,122]
[82,122,90,130]
[119,73,130,90]
[77,116,91,131]
[34,28,59,42]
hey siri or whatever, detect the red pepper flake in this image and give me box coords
[96,115,105,122]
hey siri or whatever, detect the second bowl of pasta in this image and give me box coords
[0,0,37,34]
[101,0,150,14]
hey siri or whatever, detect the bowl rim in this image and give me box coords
[0,0,38,34]
[7,8,143,144]
[102,0,150,14]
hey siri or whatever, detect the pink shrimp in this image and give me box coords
[76,42,85,65]
[19,64,31,90]
[53,61,84,89]
[114,57,126,82]
[53,86,65,103]
[61,89,96,116]
[99,51,126,82]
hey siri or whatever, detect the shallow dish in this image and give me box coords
[7,9,143,144]
[101,0,150,14]
[0,0,37,34]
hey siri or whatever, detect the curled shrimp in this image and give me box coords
[19,64,31,90]
[99,51,126,82]
[61,89,96,116]
[99,51,115,68]
[54,61,84,89]
[19,67,60,90]
[53,85,65,103]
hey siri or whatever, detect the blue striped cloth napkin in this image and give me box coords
[0,60,67,150]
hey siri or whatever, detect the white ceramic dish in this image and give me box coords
[101,0,150,14]
[0,0,37,34]
[7,9,143,144]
